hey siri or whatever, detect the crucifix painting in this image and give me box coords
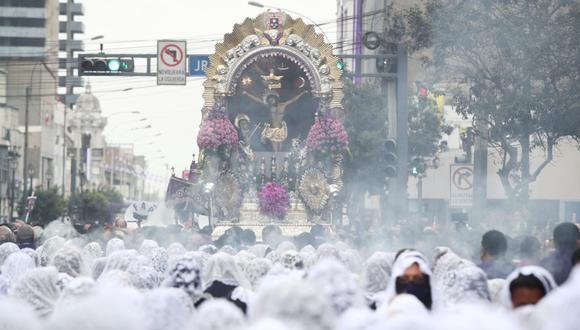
[230,56,317,153]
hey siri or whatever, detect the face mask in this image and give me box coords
[396,278,433,310]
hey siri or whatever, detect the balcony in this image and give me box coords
[59,3,84,16]
[59,21,85,34]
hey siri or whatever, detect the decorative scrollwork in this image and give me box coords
[298,168,330,213]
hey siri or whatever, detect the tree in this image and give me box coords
[72,190,112,225]
[29,187,66,226]
[342,79,388,217]
[342,79,450,216]
[421,0,580,202]
[98,187,124,204]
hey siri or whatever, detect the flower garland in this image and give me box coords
[258,182,290,220]
[197,105,239,152]
[305,111,348,155]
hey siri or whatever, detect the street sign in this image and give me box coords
[157,40,187,85]
[188,55,210,76]
[449,164,474,208]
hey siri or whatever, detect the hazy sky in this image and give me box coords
[81,0,338,183]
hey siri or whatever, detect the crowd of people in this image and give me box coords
[0,218,579,330]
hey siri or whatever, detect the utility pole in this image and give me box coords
[21,86,31,216]
[473,116,488,221]
[65,0,76,209]
[394,46,409,219]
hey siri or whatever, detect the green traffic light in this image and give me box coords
[411,167,419,177]
[336,58,345,71]
[107,59,121,71]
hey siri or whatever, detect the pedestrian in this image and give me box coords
[540,222,579,284]
[16,224,36,249]
[379,250,434,310]
[501,265,556,309]
[0,225,16,245]
[479,230,515,279]
[198,252,250,313]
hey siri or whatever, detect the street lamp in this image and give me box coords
[248,1,330,42]
[90,35,104,41]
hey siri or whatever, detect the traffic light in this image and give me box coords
[384,139,397,178]
[410,157,426,177]
[79,56,135,76]
[336,57,345,72]
[376,42,398,74]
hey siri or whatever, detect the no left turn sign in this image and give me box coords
[449,164,474,208]
[452,166,473,191]
[160,44,184,67]
[157,40,187,85]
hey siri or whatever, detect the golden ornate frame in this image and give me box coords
[201,11,344,119]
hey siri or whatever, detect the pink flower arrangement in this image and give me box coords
[197,106,239,151]
[305,112,349,155]
[259,182,290,219]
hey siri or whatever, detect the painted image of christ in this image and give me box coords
[242,89,308,152]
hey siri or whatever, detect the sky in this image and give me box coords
[81,0,338,183]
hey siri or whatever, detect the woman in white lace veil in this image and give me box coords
[250,274,335,330]
[9,266,61,317]
[0,251,36,294]
[499,265,557,309]
[201,252,251,312]
[162,253,204,304]
[378,250,434,311]
[0,241,19,266]
[45,282,144,330]
[81,242,103,266]
[432,247,491,308]
[105,238,125,256]
[306,258,365,315]
[139,239,159,258]
[244,258,272,290]
[37,237,65,267]
[249,243,271,258]
[143,287,194,330]
[527,266,580,330]
[362,252,393,307]
[204,252,250,289]
[50,246,88,278]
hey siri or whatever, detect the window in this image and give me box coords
[0,37,45,47]
[0,17,45,27]
[0,0,46,8]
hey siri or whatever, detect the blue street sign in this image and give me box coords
[188,55,210,76]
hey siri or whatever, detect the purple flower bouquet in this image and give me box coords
[305,113,348,156]
[259,182,290,220]
[197,106,239,152]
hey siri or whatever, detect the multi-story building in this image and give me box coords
[0,0,60,195]
[0,0,85,206]
[104,144,145,202]
[0,67,20,220]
